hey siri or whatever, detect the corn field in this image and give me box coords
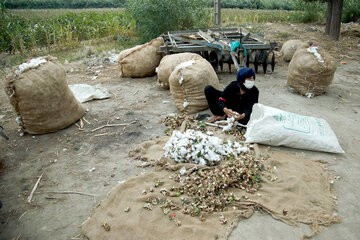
[0,6,135,54]
[0,5,324,54]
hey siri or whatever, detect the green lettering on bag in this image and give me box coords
[273,113,325,136]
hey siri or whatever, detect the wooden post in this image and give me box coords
[214,0,221,25]
[329,0,343,40]
[325,0,333,35]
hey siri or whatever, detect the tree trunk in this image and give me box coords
[325,0,333,35]
[214,0,221,25]
[329,0,343,40]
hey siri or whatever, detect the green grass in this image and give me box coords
[274,32,294,39]
[0,7,326,69]
[220,9,303,25]
[0,6,135,54]
[9,8,125,19]
[3,36,140,67]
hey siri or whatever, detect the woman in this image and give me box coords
[204,67,259,125]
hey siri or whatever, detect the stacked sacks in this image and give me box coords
[118,37,164,78]
[156,53,203,89]
[169,58,220,114]
[287,46,337,97]
[4,56,86,134]
[280,40,308,62]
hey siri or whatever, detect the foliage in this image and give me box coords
[2,0,299,10]
[220,9,298,24]
[0,0,335,55]
[0,4,134,53]
[125,0,211,42]
[290,0,326,23]
[342,0,360,23]
[204,0,296,10]
[1,0,126,9]
[260,0,295,10]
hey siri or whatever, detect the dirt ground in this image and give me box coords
[0,23,360,240]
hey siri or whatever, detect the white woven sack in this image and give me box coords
[245,104,344,153]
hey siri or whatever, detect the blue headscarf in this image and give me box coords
[236,67,256,83]
[236,67,256,91]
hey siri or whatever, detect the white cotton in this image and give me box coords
[307,46,324,63]
[18,57,47,73]
[108,53,120,63]
[155,67,159,73]
[176,60,195,70]
[179,76,184,85]
[222,117,236,132]
[163,129,249,165]
[183,101,190,108]
[306,93,314,98]
[15,116,22,125]
[179,167,187,175]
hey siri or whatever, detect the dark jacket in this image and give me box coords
[218,81,259,124]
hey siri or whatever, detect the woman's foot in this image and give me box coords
[207,115,226,123]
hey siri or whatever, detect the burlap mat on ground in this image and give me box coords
[82,129,340,240]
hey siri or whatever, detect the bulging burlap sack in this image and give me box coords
[4,56,85,134]
[157,53,203,89]
[118,37,164,78]
[169,59,220,114]
[287,47,337,96]
[280,40,308,62]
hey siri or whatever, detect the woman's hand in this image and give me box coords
[223,107,245,121]
[234,113,246,121]
[223,107,234,118]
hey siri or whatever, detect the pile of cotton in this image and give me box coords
[163,129,248,165]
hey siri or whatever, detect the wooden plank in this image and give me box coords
[168,32,177,48]
[198,30,230,51]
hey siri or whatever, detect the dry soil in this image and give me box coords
[0,22,360,240]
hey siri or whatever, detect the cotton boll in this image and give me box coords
[18,57,47,73]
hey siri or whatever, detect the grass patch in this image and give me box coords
[1,36,140,68]
[274,32,294,39]
[220,9,299,24]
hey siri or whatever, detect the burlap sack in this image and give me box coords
[287,47,337,96]
[119,37,164,78]
[4,56,85,134]
[157,53,203,90]
[169,59,220,114]
[280,40,308,62]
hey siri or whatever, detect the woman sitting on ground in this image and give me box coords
[204,67,259,125]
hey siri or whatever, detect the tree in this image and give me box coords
[326,0,343,40]
[307,0,343,41]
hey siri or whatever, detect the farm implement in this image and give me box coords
[158,27,278,73]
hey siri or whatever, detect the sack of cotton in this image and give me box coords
[287,46,337,97]
[280,40,308,62]
[156,53,203,89]
[118,37,164,78]
[169,59,220,114]
[4,56,85,135]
